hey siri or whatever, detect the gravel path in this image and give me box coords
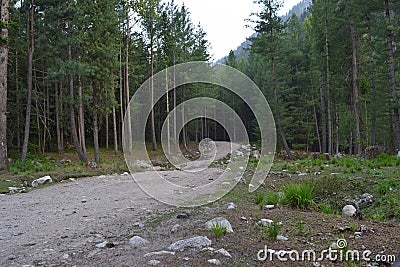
[0,142,238,266]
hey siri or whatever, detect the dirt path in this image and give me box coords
[0,142,239,266]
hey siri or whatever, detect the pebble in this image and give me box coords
[147,259,160,266]
[208,259,221,265]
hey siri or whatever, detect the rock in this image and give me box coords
[216,248,231,258]
[88,162,98,169]
[129,236,149,248]
[264,205,275,210]
[95,241,115,248]
[342,205,357,217]
[134,160,153,170]
[143,251,175,257]
[277,235,288,241]
[398,151,400,158]
[62,253,69,259]
[147,260,160,266]
[208,259,221,265]
[168,236,211,251]
[171,224,180,233]
[226,202,236,210]
[59,159,72,164]
[257,219,274,227]
[360,193,374,204]
[250,150,260,159]
[32,176,53,188]
[8,186,26,194]
[205,217,233,233]
[176,211,190,219]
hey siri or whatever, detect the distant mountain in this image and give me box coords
[217,0,312,63]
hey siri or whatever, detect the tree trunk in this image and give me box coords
[0,0,9,170]
[150,51,157,151]
[385,0,400,150]
[351,25,361,155]
[125,12,132,154]
[92,82,100,164]
[272,56,292,159]
[78,73,87,155]
[55,82,63,155]
[69,46,88,163]
[21,0,35,161]
[325,31,332,155]
[319,70,327,153]
[112,106,118,155]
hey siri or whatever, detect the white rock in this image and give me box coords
[202,247,215,252]
[32,176,53,188]
[171,224,180,233]
[62,253,69,259]
[208,259,221,265]
[277,235,288,241]
[95,241,108,248]
[264,205,275,210]
[205,217,233,233]
[342,205,357,217]
[129,236,149,247]
[147,259,160,266]
[257,219,274,227]
[216,248,232,258]
[226,202,236,210]
[144,251,175,257]
[168,236,211,251]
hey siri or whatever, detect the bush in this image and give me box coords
[282,181,315,209]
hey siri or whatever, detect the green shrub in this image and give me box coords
[282,181,315,209]
[262,190,281,206]
[319,202,336,215]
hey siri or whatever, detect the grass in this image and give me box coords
[210,222,227,239]
[262,221,281,240]
[282,181,315,210]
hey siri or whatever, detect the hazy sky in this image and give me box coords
[169,0,301,61]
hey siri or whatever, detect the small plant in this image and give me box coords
[210,222,227,239]
[260,190,281,209]
[375,178,397,195]
[282,181,315,209]
[255,193,264,205]
[263,221,281,240]
[319,202,335,215]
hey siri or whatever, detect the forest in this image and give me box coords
[0,0,400,169]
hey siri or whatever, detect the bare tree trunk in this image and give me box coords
[313,103,322,153]
[92,82,100,164]
[105,114,109,149]
[55,82,62,155]
[125,12,132,153]
[0,0,9,170]
[351,25,361,155]
[325,30,333,155]
[319,70,327,153]
[272,56,292,159]
[69,46,88,163]
[78,73,87,155]
[119,45,124,149]
[385,0,400,150]
[21,0,35,161]
[112,106,118,155]
[150,51,157,151]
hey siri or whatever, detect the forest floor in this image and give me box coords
[0,144,400,266]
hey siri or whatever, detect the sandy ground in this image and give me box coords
[0,142,239,266]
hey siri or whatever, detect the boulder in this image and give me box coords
[342,205,357,217]
[205,217,233,233]
[168,236,211,251]
[32,176,53,188]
